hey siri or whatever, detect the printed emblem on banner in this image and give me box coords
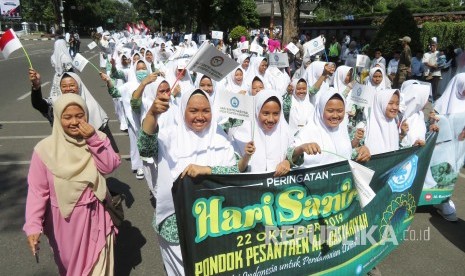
[73,60,80,67]
[230,97,239,108]
[424,193,432,201]
[387,155,418,192]
[274,55,279,61]
[356,87,362,96]
[210,56,224,67]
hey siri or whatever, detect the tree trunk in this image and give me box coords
[279,0,300,44]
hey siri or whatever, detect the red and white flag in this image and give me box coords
[0,29,22,59]
[126,23,133,34]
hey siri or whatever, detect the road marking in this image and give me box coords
[0,49,53,62]
[17,81,51,101]
[0,132,127,139]
[0,155,130,166]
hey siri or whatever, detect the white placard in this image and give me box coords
[96,26,104,34]
[212,31,223,40]
[348,160,376,208]
[268,53,289,68]
[215,91,254,121]
[356,54,370,68]
[87,41,97,50]
[350,83,374,108]
[304,36,325,56]
[285,42,300,55]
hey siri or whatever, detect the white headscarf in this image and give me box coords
[289,78,315,137]
[400,83,430,147]
[333,65,352,94]
[225,67,247,93]
[54,73,109,129]
[237,54,250,73]
[155,89,236,225]
[51,39,73,75]
[294,87,352,167]
[304,61,330,104]
[365,89,400,155]
[34,94,108,218]
[230,90,291,172]
[165,58,195,97]
[434,73,465,114]
[366,67,387,90]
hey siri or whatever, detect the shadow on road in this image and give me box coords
[0,154,28,232]
[107,177,135,208]
[114,220,147,276]
[429,212,465,253]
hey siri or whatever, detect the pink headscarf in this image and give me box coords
[240,36,246,43]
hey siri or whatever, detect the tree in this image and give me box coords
[279,0,300,45]
[370,4,421,58]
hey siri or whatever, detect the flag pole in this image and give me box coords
[321,149,348,160]
[88,61,102,74]
[21,46,33,68]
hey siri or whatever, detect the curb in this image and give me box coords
[20,38,56,41]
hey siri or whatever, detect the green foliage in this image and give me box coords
[370,4,421,57]
[228,25,248,42]
[420,22,465,50]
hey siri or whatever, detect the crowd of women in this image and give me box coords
[22,30,465,275]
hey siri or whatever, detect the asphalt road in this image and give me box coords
[0,39,463,275]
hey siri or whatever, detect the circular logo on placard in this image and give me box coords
[73,60,80,67]
[274,55,279,61]
[356,87,362,96]
[230,97,239,108]
[210,56,224,67]
[313,41,318,47]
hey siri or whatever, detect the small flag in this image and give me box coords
[72,53,89,72]
[350,83,375,108]
[215,91,254,121]
[126,23,133,34]
[304,36,325,57]
[0,29,22,59]
[87,41,97,50]
[211,31,223,40]
[348,160,376,208]
[285,42,300,55]
[356,54,370,68]
[268,53,289,68]
[186,43,239,81]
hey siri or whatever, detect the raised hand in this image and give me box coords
[29,68,41,89]
[77,121,96,139]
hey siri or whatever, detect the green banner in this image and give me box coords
[419,113,465,205]
[173,134,437,276]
